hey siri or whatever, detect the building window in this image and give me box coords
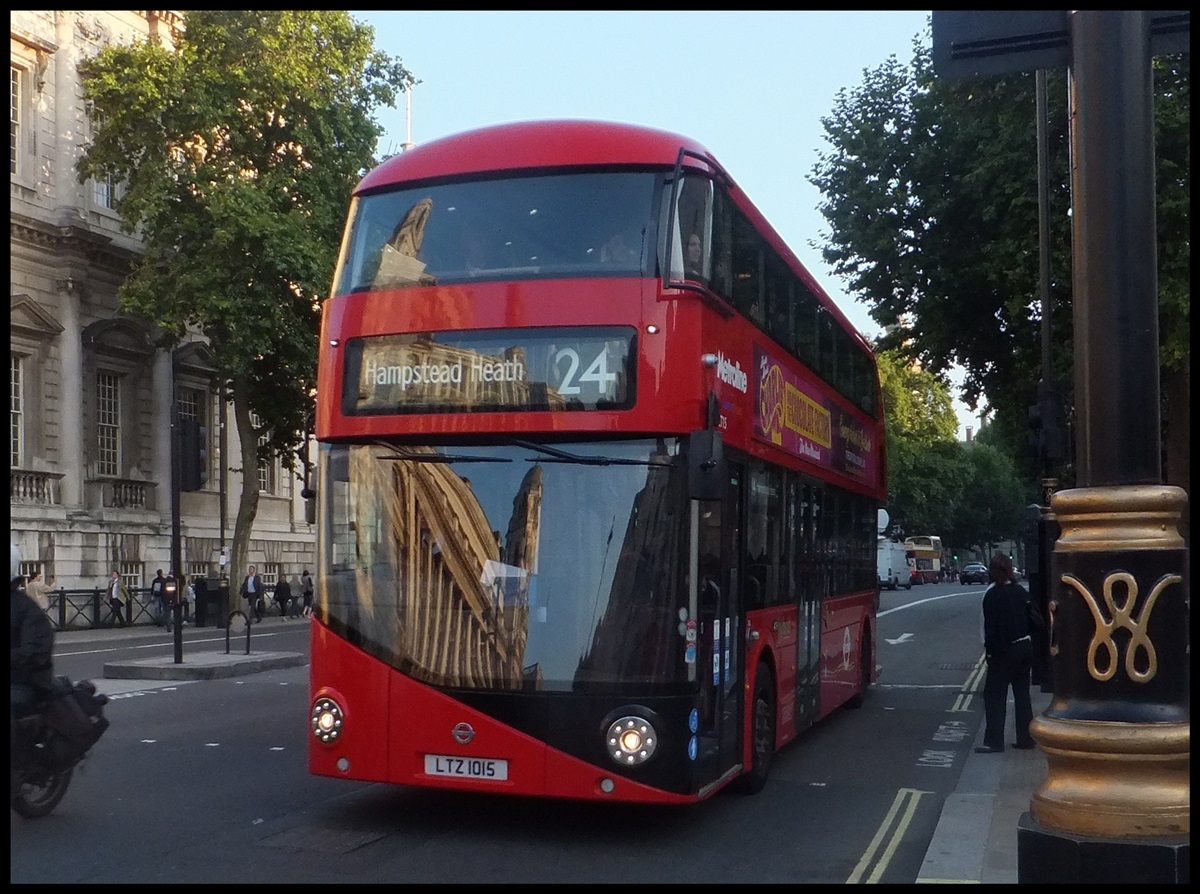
[186,561,209,584]
[117,563,143,593]
[260,563,280,589]
[97,371,121,477]
[10,65,20,175]
[18,560,42,585]
[10,353,24,468]
[177,386,216,488]
[251,412,275,493]
[94,172,116,209]
[211,391,222,488]
[177,388,198,421]
[87,109,119,208]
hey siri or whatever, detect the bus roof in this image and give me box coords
[354,117,872,355]
[356,119,715,194]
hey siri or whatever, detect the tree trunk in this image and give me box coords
[230,377,262,609]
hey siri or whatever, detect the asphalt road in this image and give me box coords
[13,583,994,884]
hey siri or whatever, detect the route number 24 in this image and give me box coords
[554,346,617,396]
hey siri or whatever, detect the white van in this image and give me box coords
[877,537,912,591]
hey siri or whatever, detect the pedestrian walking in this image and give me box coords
[192,576,209,625]
[273,573,292,618]
[300,569,314,618]
[165,571,191,626]
[239,565,264,623]
[975,552,1036,754]
[150,569,168,627]
[24,570,52,612]
[286,573,303,618]
[182,575,195,624]
[105,569,129,628]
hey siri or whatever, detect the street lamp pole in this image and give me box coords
[931,10,1190,881]
[218,376,228,586]
[169,354,184,664]
[1019,12,1189,881]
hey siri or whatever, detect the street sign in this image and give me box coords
[932,10,1190,79]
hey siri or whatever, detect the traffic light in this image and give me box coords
[179,418,209,491]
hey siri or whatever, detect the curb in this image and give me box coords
[103,650,307,680]
[917,687,1053,884]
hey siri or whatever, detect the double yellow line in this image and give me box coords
[847,787,930,884]
[951,654,987,713]
[846,655,987,883]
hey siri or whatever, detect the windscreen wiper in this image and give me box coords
[506,438,673,468]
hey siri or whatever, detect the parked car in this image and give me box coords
[959,562,988,584]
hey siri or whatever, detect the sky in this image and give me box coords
[349,10,980,438]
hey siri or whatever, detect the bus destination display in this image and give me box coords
[343,326,635,415]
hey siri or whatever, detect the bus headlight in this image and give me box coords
[311,697,344,744]
[605,715,658,766]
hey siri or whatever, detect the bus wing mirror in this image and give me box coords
[301,487,317,526]
[687,429,726,501]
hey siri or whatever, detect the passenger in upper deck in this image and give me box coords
[684,232,707,282]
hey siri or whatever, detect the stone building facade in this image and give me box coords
[11,10,315,592]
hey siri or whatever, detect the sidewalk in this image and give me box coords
[58,611,308,682]
[917,686,1054,884]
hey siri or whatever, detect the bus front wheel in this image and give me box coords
[735,662,775,795]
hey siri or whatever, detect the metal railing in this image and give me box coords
[42,584,281,632]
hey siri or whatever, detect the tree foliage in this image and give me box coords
[877,350,1032,556]
[76,11,415,578]
[876,350,962,537]
[811,24,1189,498]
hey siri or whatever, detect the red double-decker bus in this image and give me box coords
[308,119,885,804]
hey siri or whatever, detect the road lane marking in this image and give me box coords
[847,787,930,884]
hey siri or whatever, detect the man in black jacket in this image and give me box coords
[272,574,292,618]
[975,552,1036,753]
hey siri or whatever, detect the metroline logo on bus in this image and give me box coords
[751,344,877,482]
[713,351,748,393]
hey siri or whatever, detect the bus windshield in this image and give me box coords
[334,171,660,293]
[318,438,690,694]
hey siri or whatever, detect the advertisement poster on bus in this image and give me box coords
[751,344,877,483]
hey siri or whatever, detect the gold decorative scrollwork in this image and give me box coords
[1060,571,1181,683]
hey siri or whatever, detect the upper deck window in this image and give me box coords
[334,171,660,295]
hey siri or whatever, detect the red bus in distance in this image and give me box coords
[308,119,885,804]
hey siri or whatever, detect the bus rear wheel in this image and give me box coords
[735,662,775,795]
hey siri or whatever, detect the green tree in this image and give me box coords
[950,436,1030,557]
[876,350,964,537]
[76,11,415,582]
[811,26,1189,504]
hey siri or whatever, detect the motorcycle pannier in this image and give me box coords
[41,677,110,768]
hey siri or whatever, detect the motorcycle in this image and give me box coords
[11,676,110,819]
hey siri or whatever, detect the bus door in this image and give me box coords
[793,478,822,727]
[694,462,742,784]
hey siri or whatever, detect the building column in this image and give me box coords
[56,278,83,508]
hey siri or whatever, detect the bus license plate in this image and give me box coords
[424,754,508,781]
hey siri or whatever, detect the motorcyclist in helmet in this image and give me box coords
[11,542,55,743]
